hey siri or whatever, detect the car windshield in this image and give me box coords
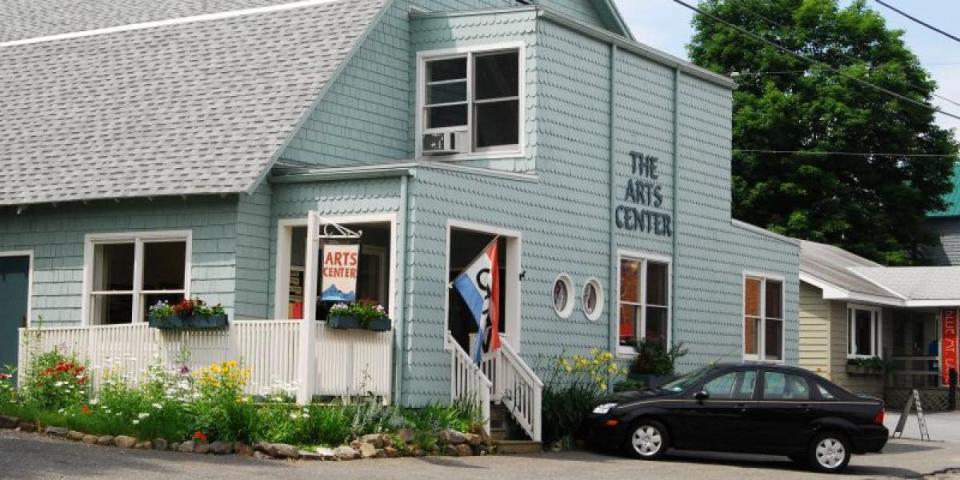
[658,366,716,392]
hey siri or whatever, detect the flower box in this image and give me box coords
[846,364,883,375]
[366,317,392,332]
[149,314,228,330]
[327,314,360,330]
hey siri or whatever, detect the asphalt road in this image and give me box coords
[1,430,958,480]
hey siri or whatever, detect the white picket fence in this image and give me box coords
[17,320,392,399]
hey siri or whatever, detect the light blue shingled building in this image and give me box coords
[0,0,799,438]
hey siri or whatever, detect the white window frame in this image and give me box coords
[415,42,527,161]
[617,250,672,357]
[582,276,604,322]
[552,273,575,319]
[742,272,786,363]
[82,230,192,326]
[0,250,33,328]
[847,304,882,359]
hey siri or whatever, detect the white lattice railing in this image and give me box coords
[496,340,543,442]
[448,332,492,436]
[18,320,392,399]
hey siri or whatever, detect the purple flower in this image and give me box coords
[179,365,191,374]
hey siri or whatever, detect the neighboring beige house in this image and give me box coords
[799,240,960,409]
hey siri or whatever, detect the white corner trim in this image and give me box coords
[0,0,345,48]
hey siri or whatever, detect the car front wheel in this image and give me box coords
[808,432,851,473]
[625,420,669,460]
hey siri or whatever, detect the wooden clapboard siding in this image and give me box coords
[799,283,831,378]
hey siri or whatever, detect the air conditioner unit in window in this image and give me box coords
[422,130,467,155]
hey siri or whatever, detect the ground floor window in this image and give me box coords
[848,305,881,358]
[86,232,190,325]
[743,274,783,361]
[618,254,671,352]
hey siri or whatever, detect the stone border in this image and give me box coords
[0,415,493,461]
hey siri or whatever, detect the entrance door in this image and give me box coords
[0,255,29,371]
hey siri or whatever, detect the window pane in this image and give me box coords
[744,277,761,316]
[816,383,835,400]
[474,52,519,100]
[92,294,133,325]
[619,259,641,303]
[737,371,758,400]
[144,293,184,322]
[553,278,569,313]
[582,282,598,316]
[619,304,639,346]
[143,242,186,291]
[765,280,782,319]
[645,306,668,347]
[646,262,668,306]
[744,316,761,355]
[765,319,783,361]
[855,310,874,356]
[427,57,467,82]
[703,372,737,399]
[474,100,519,148]
[426,104,467,129]
[427,81,467,105]
[762,372,809,400]
[93,243,134,291]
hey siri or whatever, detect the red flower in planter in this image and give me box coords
[0,373,11,380]
[174,299,196,316]
[192,431,208,443]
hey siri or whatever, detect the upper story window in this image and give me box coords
[744,274,784,362]
[418,46,523,158]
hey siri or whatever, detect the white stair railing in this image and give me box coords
[497,340,543,442]
[447,332,492,435]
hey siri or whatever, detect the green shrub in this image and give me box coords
[21,349,89,411]
[542,349,625,448]
[628,340,687,376]
[190,361,258,443]
[0,365,15,409]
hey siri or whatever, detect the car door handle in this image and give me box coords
[801,404,812,414]
[737,403,749,413]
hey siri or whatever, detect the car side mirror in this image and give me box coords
[694,390,710,402]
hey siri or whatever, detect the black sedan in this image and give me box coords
[583,363,887,473]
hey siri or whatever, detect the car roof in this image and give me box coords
[709,362,817,375]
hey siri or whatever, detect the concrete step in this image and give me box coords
[494,440,543,455]
[490,428,508,441]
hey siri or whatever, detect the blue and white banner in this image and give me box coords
[452,238,500,363]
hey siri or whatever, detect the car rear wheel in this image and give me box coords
[625,420,668,460]
[808,432,851,473]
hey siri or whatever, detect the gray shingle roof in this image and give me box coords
[0,0,386,206]
[851,267,960,302]
[799,240,901,300]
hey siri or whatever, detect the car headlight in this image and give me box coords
[592,403,618,414]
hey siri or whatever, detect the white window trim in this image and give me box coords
[742,271,786,363]
[582,276,604,322]
[847,303,882,359]
[443,219,523,351]
[0,250,33,328]
[552,273,575,319]
[616,250,673,357]
[273,213,398,322]
[82,230,192,327]
[415,41,527,162]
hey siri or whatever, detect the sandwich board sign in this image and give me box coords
[893,389,930,441]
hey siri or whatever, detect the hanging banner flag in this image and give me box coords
[942,308,959,386]
[321,244,359,302]
[452,238,501,363]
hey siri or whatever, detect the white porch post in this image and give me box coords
[297,211,320,405]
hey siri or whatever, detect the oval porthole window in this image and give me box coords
[552,274,574,318]
[582,277,604,322]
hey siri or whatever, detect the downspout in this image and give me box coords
[394,174,411,405]
[671,68,680,346]
[608,44,619,355]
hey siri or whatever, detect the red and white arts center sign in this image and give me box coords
[942,308,960,386]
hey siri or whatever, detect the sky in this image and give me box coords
[614,0,960,139]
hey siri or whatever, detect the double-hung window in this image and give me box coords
[848,305,881,358]
[744,274,784,361]
[619,255,671,352]
[86,232,190,325]
[419,46,522,157]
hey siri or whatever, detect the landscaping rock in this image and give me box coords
[412,448,426,457]
[114,435,137,449]
[299,450,322,461]
[441,430,467,445]
[135,441,152,450]
[272,443,300,459]
[333,446,359,460]
[0,416,19,429]
[360,433,384,448]
[465,433,482,447]
[472,425,492,446]
[82,434,98,444]
[383,446,400,458]
[171,442,181,452]
[194,443,210,454]
[96,435,114,446]
[152,438,168,451]
[67,431,85,441]
[442,445,458,456]
[18,422,37,433]
[178,440,195,453]
[455,444,473,457]
[358,442,377,459]
[315,447,336,461]
[254,442,276,457]
[209,441,233,455]
[253,451,272,461]
[234,442,254,456]
[397,428,414,444]
[45,426,68,437]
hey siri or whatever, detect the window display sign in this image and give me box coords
[942,308,959,386]
[321,244,359,302]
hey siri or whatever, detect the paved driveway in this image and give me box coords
[886,411,960,443]
[2,431,959,480]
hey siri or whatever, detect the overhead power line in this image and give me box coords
[670,0,960,122]
[875,0,960,44]
[734,149,959,158]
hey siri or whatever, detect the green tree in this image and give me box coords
[688,0,957,264]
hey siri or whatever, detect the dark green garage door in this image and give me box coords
[0,256,29,372]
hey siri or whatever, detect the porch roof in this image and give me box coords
[0,0,386,207]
